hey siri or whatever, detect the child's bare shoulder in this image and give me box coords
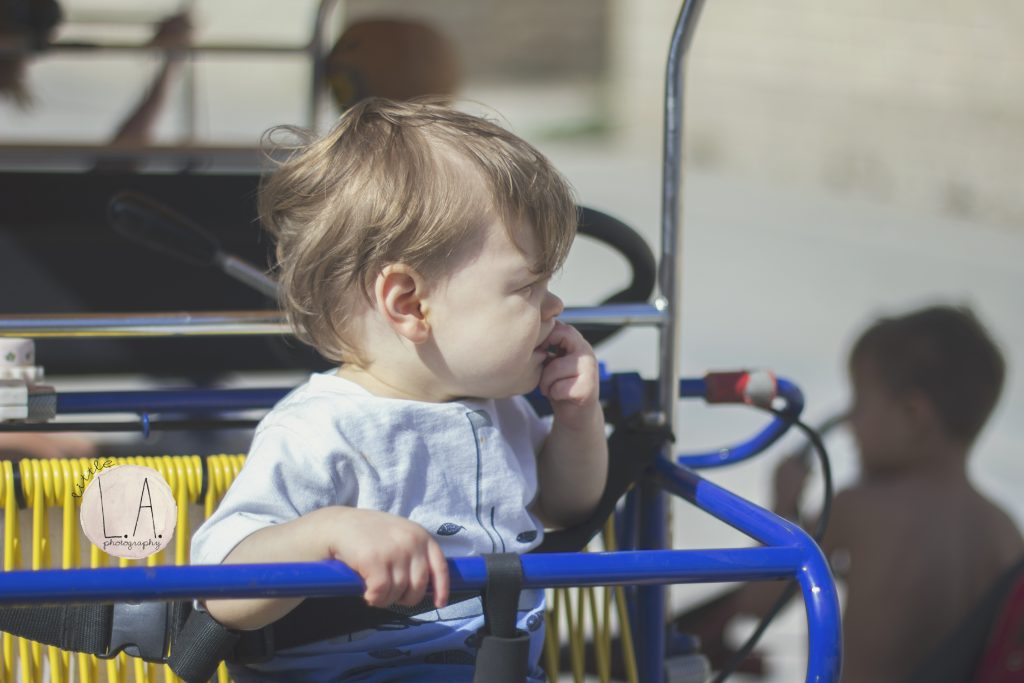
[830,476,919,523]
[833,474,1023,569]
[972,493,1024,559]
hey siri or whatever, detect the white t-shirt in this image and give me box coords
[191,373,551,682]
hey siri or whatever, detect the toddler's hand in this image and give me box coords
[539,321,600,424]
[326,508,449,609]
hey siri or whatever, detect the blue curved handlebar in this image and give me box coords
[677,377,805,469]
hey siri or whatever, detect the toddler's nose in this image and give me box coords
[542,291,564,321]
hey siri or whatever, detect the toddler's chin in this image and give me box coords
[517,369,544,396]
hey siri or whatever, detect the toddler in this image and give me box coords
[191,98,609,682]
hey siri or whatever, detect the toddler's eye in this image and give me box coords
[519,277,548,295]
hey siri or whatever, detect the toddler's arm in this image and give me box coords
[204,506,449,631]
[534,321,608,527]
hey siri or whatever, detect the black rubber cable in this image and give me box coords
[709,412,834,683]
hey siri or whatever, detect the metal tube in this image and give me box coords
[0,548,806,605]
[655,458,804,547]
[0,143,263,167]
[799,552,844,683]
[0,311,288,338]
[657,0,708,426]
[308,0,343,131]
[39,43,316,56]
[637,0,710,678]
[0,304,666,338]
[655,459,842,683]
[678,378,806,468]
[561,304,666,326]
[635,479,668,683]
[214,254,280,300]
[55,387,290,414]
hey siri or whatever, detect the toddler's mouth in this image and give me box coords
[540,344,563,365]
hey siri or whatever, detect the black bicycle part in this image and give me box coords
[710,413,834,683]
[575,206,657,348]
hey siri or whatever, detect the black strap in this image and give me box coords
[534,419,669,553]
[480,553,524,640]
[901,554,1024,683]
[0,601,181,662]
[473,553,531,683]
[167,605,240,683]
[230,592,473,664]
[0,604,112,654]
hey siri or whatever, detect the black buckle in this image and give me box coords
[100,602,171,663]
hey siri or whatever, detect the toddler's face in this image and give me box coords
[424,218,564,400]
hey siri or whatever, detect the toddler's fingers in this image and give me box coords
[395,553,430,607]
[545,376,588,404]
[427,540,450,608]
[350,550,387,605]
[362,570,392,607]
[541,356,597,401]
[539,356,577,396]
[386,562,411,607]
[544,321,587,353]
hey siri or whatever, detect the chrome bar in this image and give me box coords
[658,0,707,429]
[560,303,666,326]
[640,1,709,679]
[60,10,164,25]
[0,312,287,338]
[215,254,280,300]
[41,43,315,56]
[309,0,344,131]
[0,144,264,167]
[0,304,667,338]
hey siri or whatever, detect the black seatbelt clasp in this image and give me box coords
[100,601,172,663]
[473,553,531,683]
[473,629,531,683]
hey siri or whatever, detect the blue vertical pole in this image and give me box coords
[635,479,668,682]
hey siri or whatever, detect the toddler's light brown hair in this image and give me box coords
[259,98,577,364]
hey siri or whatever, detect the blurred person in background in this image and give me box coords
[678,304,1024,683]
[326,18,460,112]
[0,0,192,147]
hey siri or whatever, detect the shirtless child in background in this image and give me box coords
[693,305,1024,682]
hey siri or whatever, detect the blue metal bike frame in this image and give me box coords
[656,460,842,682]
[56,387,290,415]
[42,378,835,682]
[0,466,840,682]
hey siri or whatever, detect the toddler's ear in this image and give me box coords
[375,265,429,344]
